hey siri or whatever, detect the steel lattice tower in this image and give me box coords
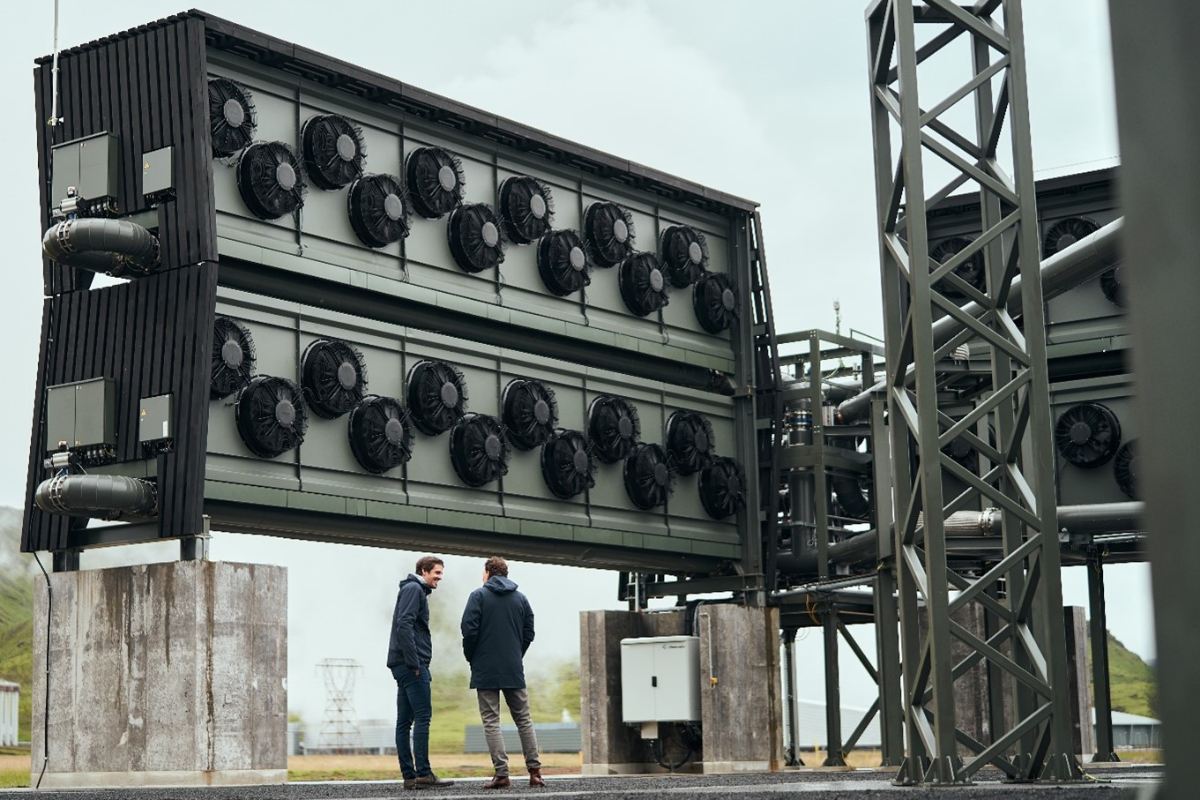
[317,658,364,753]
[865,0,1080,784]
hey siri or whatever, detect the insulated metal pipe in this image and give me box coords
[837,218,1123,423]
[42,218,160,276]
[35,474,158,521]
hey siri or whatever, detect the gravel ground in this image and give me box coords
[0,765,1160,800]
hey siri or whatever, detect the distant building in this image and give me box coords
[0,680,18,747]
[791,698,881,751]
[1094,710,1162,750]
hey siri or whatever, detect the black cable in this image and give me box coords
[32,552,51,790]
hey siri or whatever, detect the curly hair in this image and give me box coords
[483,556,508,578]
[415,555,444,575]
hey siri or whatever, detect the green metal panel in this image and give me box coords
[45,384,76,452]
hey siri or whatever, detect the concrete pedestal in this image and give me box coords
[580,605,783,775]
[31,560,287,789]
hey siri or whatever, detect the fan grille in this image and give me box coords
[537,230,592,296]
[661,225,708,288]
[1114,440,1137,499]
[449,413,510,487]
[1043,216,1099,257]
[448,203,506,274]
[209,78,256,158]
[619,253,670,317]
[693,272,738,333]
[301,339,368,419]
[407,360,468,436]
[930,237,985,298]
[406,146,465,219]
[699,457,746,519]
[348,395,413,474]
[348,174,411,248]
[235,376,308,458]
[237,141,307,220]
[498,176,553,244]
[541,429,595,499]
[211,317,256,399]
[584,202,635,267]
[623,442,674,510]
[588,395,641,464]
[1054,402,1122,468]
[502,379,559,450]
[666,410,715,476]
[302,114,365,190]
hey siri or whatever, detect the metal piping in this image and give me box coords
[837,218,1123,423]
[42,218,160,277]
[35,474,158,521]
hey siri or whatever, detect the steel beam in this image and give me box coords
[1087,553,1119,762]
[866,0,1079,784]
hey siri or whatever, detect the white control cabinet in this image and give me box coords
[620,635,701,723]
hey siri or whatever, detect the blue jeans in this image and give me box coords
[392,665,433,778]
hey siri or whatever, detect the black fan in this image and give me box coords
[448,203,506,274]
[541,429,595,499]
[211,317,256,400]
[405,146,464,219]
[929,237,985,298]
[348,396,413,474]
[584,202,635,267]
[623,443,674,510]
[450,413,509,487]
[237,141,307,220]
[588,395,641,464]
[348,174,411,248]
[665,410,715,476]
[618,252,670,316]
[1101,265,1125,307]
[301,339,368,419]
[660,225,708,288]
[502,379,558,450]
[234,376,308,458]
[301,114,365,190]
[537,230,592,296]
[406,359,468,436]
[698,456,747,519]
[498,176,553,244]
[1043,216,1098,257]
[1114,440,1137,499]
[1055,402,1122,468]
[693,272,738,333]
[208,77,256,158]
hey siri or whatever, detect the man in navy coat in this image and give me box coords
[388,555,454,790]
[461,556,545,788]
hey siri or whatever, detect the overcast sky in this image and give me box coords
[0,1,1148,728]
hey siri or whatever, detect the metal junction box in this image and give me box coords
[620,636,701,724]
[139,394,173,443]
[45,378,116,452]
[51,133,120,210]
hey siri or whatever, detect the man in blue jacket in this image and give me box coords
[388,555,454,790]
[461,556,545,789]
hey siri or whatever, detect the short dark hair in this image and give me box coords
[484,556,508,578]
[415,556,444,576]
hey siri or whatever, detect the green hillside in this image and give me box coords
[1095,631,1157,719]
[0,507,35,743]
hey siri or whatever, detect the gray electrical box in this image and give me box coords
[44,378,117,452]
[620,636,701,725]
[51,133,120,211]
[142,146,174,203]
[139,394,173,443]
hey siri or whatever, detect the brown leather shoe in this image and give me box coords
[483,774,510,789]
[412,773,455,788]
[529,767,546,787]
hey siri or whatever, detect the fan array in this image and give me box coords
[207,95,737,331]
[211,320,743,514]
[1054,403,1137,498]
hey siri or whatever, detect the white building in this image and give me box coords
[0,680,18,747]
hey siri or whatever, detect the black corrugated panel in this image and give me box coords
[21,264,217,553]
[33,15,214,295]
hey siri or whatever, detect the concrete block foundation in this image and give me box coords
[31,560,287,789]
[580,604,783,775]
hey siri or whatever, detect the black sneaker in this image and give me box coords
[412,773,455,788]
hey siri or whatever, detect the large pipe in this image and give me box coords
[837,217,1123,422]
[42,218,160,276]
[775,501,1144,576]
[35,474,158,521]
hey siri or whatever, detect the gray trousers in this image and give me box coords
[476,688,542,776]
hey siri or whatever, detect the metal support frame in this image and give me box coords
[1087,552,1119,762]
[866,0,1079,783]
[750,211,784,601]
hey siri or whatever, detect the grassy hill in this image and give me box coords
[1095,631,1157,719]
[0,507,35,743]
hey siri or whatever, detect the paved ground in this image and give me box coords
[0,764,1160,799]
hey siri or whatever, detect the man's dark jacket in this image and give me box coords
[387,574,433,671]
[460,575,534,689]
